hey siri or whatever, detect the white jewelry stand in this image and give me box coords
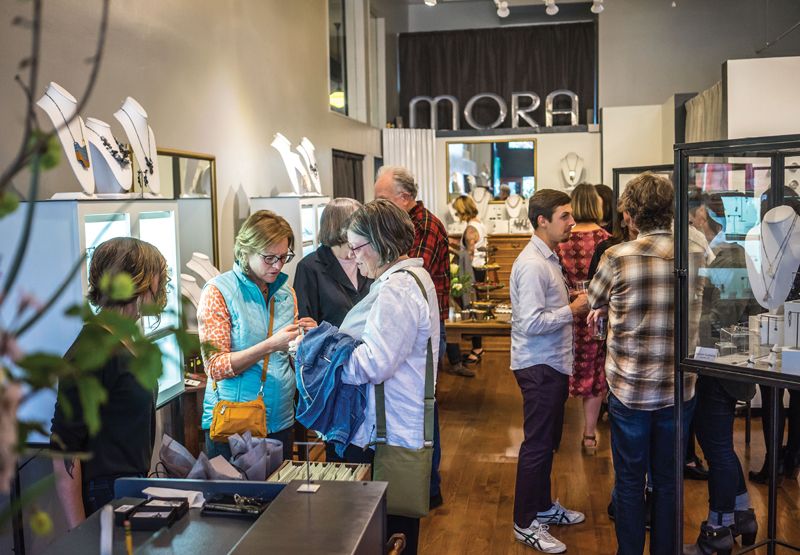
[180,273,202,332]
[85,117,133,195]
[297,137,322,195]
[745,206,800,310]
[505,194,524,219]
[36,82,95,196]
[114,97,161,195]
[560,152,584,189]
[272,133,310,195]
[186,252,220,285]
[470,187,491,222]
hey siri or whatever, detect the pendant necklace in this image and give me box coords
[564,153,579,181]
[759,213,798,301]
[120,108,154,188]
[45,92,90,169]
[87,126,131,168]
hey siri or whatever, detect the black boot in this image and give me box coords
[730,509,758,546]
[682,522,734,555]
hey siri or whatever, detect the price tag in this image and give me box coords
[693,346,718,362]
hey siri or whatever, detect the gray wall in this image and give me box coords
[406,0,800,108]
[371,0,409,123]
[0,0,385,271]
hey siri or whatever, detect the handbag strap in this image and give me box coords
[213,297,276,399]
[374,269,435,448]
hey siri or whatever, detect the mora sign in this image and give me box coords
[409,90,579,130]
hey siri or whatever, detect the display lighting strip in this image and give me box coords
[421,0,610,17]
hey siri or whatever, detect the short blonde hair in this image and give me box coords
[318,198,362,247]
[570,183,602,223]
[452,195,478,222]
[234,210,294,273]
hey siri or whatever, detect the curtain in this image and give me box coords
[399,23,596,129]
[382,128,438,210]
[685,81,725,143]
[332,150,364,202]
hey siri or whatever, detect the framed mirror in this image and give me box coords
[446,138,537,203]
[156,148,219,268]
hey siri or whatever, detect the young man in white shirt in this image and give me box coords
[510,189,589,553]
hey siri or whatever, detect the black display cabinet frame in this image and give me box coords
[673,134,800,554]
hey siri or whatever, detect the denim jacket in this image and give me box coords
[295,321,366,457]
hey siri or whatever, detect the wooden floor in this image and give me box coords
[419,350,800,554]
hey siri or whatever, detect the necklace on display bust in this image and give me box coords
[471,187,490,203]
[759,213,798,301]
[560,152,583,186]
[87,126,130,168]
[120,107,154,187]
[44,92,90,169]
[505,194,524,218]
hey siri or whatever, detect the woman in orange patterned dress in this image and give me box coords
[556,184,610,455]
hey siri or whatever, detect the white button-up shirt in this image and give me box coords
[510,234,574,374]
[341,258,440,450]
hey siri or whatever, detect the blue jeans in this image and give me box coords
[608,393,695,555]
[695,377,747,519]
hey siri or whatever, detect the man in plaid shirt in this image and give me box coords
[374,165,450,509]
[587,172,696,555]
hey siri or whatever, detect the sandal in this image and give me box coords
[582,435,598,456]
[463,348,484,364]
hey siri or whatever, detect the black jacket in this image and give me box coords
[293,245,372,327]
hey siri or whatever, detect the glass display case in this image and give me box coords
[0,200,184,442]
[675,136,800,381]
[674,135,800,553]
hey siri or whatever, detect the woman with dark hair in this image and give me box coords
[51,237,169,528]
[294,198,372,328]
[333,199,440,555]
[594,183,614,234]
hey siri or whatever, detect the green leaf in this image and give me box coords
[16,354,72,388]
[76,376,107,436]
[0,190,20,219]
[40,134,61,170]
[99,271,135,302]
[129,341,163,391]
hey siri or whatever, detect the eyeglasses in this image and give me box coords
[348,242,371,253]
[258,250,295,267]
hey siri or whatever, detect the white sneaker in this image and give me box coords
[513,520,567,553]
[536,500,585,525]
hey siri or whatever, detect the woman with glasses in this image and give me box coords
[329,199,440,554]
[198,210,316,461]
[51,237,169,528]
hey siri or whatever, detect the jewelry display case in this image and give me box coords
[674,134,800,553]
[0,200,184,442]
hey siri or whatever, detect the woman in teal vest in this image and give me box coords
[198,210,316,461]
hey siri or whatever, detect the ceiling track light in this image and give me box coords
[494,0,509,18]
[544,0,559,16]
[424,0,437,6]
[591,0,604,14]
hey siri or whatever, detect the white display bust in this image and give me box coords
[186,252,220,285]
[745,205,800,310]
[36,82,95,195]
[85,117,132,194]
[297,137,322,195]
[180,273,203,308]
[505,194,524,219]
[561,152,584,189]
[272,133,310,195]
[114,97,160,195]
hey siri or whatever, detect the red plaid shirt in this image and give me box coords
[408,201,450,321]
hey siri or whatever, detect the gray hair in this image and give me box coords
[377,165,418,198]
[318,198,362,247]
[348,199,415,266]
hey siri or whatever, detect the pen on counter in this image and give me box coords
[124,520,133,555]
